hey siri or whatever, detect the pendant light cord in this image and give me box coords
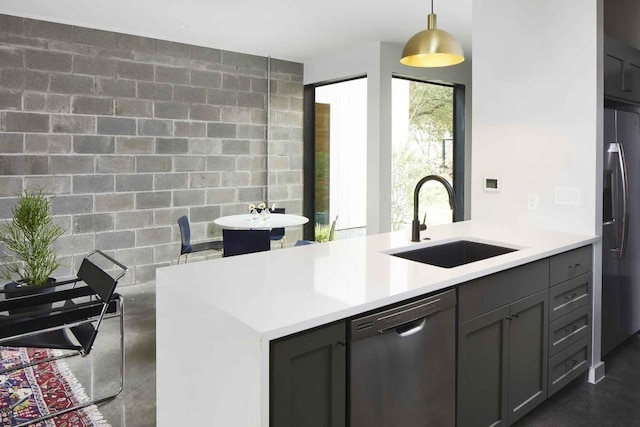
[431,0,434,14]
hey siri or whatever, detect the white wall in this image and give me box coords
[305,42,472,234]
[472,0,604,382]
[471,0,600,235]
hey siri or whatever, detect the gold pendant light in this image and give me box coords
[400,0,465,67]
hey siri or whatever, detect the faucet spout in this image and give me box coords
[412,175,456,242]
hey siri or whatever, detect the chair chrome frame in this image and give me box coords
[0,250,127,427]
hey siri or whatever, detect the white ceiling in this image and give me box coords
[0,0,472,64]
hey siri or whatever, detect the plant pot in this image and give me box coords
[3,279,56,316]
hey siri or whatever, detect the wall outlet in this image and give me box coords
[527,193,539,210]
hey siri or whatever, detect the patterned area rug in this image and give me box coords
[0,347,110,427]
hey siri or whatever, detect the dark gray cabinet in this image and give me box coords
[547,246,592,397]
[507,290,548,424]
[458,305,510,427]
[271,321,346,427]
[604,35,640,104]
[458,290,548,427]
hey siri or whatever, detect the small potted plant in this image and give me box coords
[0,189,65,298]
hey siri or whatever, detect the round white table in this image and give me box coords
[213,213,309,230]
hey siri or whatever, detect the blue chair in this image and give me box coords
[223,229,271,257]
[269,207,286,248]
[177,215,223,264]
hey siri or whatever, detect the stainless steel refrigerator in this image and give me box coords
[602,108,640,356]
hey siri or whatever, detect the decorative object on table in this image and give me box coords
[0,189,65,289]
[0,250,126,427]
[222,229,271,257]
[248,202,271,222]
[0,346,111,427]
[177,216,223,264]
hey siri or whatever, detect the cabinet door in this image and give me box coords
[458,306,510,427]
[507,290,549,425]
[604,36,640,104]
[271,322,346,427]
[626,49,640,104]
[604,36,631,101]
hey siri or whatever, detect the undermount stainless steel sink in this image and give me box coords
[390,240,518,268]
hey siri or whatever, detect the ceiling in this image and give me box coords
[0,0,472,64]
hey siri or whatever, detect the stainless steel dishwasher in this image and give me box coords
[350,289,456,427]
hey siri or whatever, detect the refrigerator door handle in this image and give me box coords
[612,141,630,259]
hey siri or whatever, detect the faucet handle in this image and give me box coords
[420,213,427,231]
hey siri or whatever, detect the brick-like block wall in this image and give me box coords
[0,15,303,285]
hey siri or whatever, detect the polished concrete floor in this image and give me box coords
[66,281,157,427]
[516,335,640,426]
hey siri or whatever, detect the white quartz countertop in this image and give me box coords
[156,220,598,341]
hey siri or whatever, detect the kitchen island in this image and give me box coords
[156,220,597,426]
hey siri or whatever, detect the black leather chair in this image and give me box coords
[0,250,127,426]
[223,229,271,257]
[269,207,286,248]
[177,215,223,264]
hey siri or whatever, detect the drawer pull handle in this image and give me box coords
[504,314,519,321]
[568,263,581,270]
[565,359,578,368]
[565,324,579,333]
[565,292,579,300]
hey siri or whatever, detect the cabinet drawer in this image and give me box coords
[549,303,591,357]
[549,273,591,322]
[459,259,549,323]
[548,335,591,397]
[549,246,592,286]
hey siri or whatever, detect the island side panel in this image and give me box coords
[156,269,263,426]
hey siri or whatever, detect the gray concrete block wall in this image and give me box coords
[0,14,304,285]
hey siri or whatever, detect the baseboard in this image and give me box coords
[588,361,605,384]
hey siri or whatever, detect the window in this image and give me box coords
[392,78,458,231]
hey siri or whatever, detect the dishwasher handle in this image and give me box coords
[392,317,426,337]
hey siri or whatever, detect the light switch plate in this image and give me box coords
[554,186,581,206]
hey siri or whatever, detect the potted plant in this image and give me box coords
[0,189,65,296]
[315,223,332,242]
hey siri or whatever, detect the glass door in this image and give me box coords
[306,77,368,241]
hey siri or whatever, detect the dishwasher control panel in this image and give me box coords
[350,288,456,341]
